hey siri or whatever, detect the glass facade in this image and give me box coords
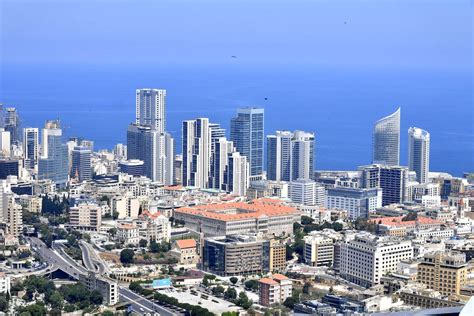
[373,108,400,166]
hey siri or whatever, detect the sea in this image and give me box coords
[0,62,472,176]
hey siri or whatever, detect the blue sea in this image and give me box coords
[0,63,472,176]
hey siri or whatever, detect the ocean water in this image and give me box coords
[0,63,472,176]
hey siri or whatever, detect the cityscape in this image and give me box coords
[0,1,473,316]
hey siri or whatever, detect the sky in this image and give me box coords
[1,0,472,69]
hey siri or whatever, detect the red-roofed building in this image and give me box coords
[258,274,293,306]
[174,199,300,236]
[370,216,442,236]
[172,239,199,267]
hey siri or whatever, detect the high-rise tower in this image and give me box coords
[408,127,430,183]
[23,127,39,169]
[373,108,400,166]
[136,89,166,132]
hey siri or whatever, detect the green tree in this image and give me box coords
[301,216,314,225]
[236,291,252,309]
[90,290,103,305]
[0,295,8,312]
[244,279,258,291]
[229,277,238,285]
[46,291,63,309]
[101,311,115,316]
[150,241,160,253]
[139,239,148,248]
[212,286,225,297]
[224,287,237,300]
[283,296,297,309]
[120,248,135,264]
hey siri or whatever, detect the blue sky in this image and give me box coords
[1,0,472,69]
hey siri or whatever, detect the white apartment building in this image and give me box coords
[407,182,440,202]
[111,194,140,219]
[69,203,102,231]
[289,179,325,207]
[326,187,382,220]
[304,234,334,266]
[340,233,413,288]
[0,273,11,294]
[116,223,140,246]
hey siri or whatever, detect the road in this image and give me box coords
[79,241,108,274]
[29,237,179,315]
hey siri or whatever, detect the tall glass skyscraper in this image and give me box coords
[71,145,92,182]
[23,127,39,169]
[38,120,69,187]
[136,89,166,132]
[4,108,20,145]
[230,108,264,177]
[373,108,400,166]
[408,127,430,184]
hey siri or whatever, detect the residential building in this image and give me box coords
[258,274,292,306]
[304,233,334,267]
[135,88,166,132]
[0,273,11,294]
[4,108,20,145]
[340,233,413,288]
[373,108,400,166]
[23,127,39,169]
[174,199,300,237]
[0,129,10,157]
[182,118,211,188]
[417,251,467,296]
[326,187,382,220]
[230,108,264,178]
[71,146,92,182]
[407,182,440,202]
[210,137,234,190]
[247,180,289,200]
[408,127,430,183]
[172,239,199,266]
[289,179,325,207]
[116,223,140,246]
[269,239,287,272]
[202,235,270,276]
[224,151,249,196]
[80,272,119,306]
[111,195,140,219]
[267,130,315,181]
[69,203,102,231]
[359,164,409,206]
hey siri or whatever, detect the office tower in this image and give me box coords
[0,159,19,180]
[113,143,127,160]
[127,124,173,184]
[210,137,234,190]
[182,118,211,188]
[340,233,413,288]
[136,89,166,132]
[289,179,325,207]
[267,130,315,182]
[38,120,69,187]
[0,129,10,157]
[291,130,315,180]
[267,131,292,181]
[118,159,144,177]
[325,187,382,220]
[4,108,20,145]
[417,252,467,296]
[359,164,409,206]
[71,146,92,181]
[373,108,400,166]
[80,139,94,152]
[23,127,39,169]
[224,151,250,196]
[230,108,264,178]
[408,127,430,183]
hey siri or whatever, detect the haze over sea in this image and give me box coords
[1,0,472,176]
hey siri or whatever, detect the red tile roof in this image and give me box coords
[175,239,197,249]
[259,278,279,286]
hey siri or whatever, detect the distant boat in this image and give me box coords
[231,55,237,58]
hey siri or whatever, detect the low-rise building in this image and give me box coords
[172,239,199,266]
[0,273,10,294]
[116,223,140,246]
[325,187,382,220]
[68,203,102,231]
[304,234,334,267]
[258,274,292,306]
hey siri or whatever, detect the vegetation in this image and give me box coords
[235,291,252,309]
[229,277,238,285]
[224,287,237,300]
[149,240,171,253]
[402,211,418,221]
[244,279,259,291]
[211,285,225,297]
[353,218,378,233]
[120,248,135,264]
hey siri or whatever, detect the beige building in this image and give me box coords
[303,234,334,267]
[69,203,102,231]
[258,274,292,306]
[417,252,467,296]
[116,223,140,246]
[269,239,287,272]
[172,239,199,266]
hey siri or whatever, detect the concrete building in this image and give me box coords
[69,203,102,231]
[111,195,140,219]
[417,251,467,296]
[373,108,400,166]
[359,164,408,206]
[407,182,440,203]
[267,130,315,181]
[258,274,292,307]
[71,146,92,182]
[136,88,166,132]
[269,239,287,272]
[247,180,289,200]
[326,187,382,220]
[304,234,334,266]
[224,151,249,196]
[0,159,19,180]
[202,235,270,276]
[340,233,413,288]
[174,199,300,237]
[289,179,325,207]
[230,108,264,178]
[210,137,234,190]
[0,273,10,294]
[172,239,199,266]
[80,271,119,306]
[408,127,430,183]
[4,108,20,145]
[182,118,211,188]
[116,223,140,246]
[23,127,39,169]
[119,159,144,177]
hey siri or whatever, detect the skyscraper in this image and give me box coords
[359,164,408,206]
[408,127,430,184]
[373,108,400,166]
[38,120,69,187]
[136,89,166,132]
[230,108,264,178]
[0,129,10,158]
[4,108,20,145]
[182,118,211,188]
[224,151,250,196]
[71,146,92,182]
[267,130,315,181]
[211,137,235,190]
[23,127,39,169]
